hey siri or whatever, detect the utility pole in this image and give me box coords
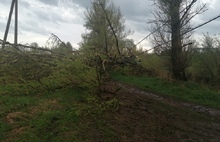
[15,0,18,46]
[2,0,18,49]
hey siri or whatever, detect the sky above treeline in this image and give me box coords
[0,0,219,49]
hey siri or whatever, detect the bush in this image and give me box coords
[190,34,220,84]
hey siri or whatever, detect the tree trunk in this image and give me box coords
[170,0,187,81]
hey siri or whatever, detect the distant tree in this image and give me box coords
[66,42,73,51]
[30,42,39,48]
[79,0,131,57]
[28,42,39,53]
[195,34,220,83]
[122,39,136,55]
[51,42,73,55]
[150,0,207,80]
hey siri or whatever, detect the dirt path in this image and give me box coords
[102,81,220,141]
[115,82,220,116]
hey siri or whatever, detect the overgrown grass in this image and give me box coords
[0,86,117,142]
[1,78,220,141]
[112,72,220,109]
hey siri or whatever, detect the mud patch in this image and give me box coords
[115,82,220,116]
[5,112,30,124]
[4,126,30,142]
[30,99,62,114]
[10,126,29,135]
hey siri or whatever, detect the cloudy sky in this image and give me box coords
[0,0,219,49]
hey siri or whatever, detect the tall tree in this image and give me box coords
[150,0,207,80]
[79,0,130,57]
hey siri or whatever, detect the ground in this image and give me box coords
[1,82,220,141]
[105,82,220,141]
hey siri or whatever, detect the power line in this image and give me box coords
[134,0,198,47]
[139,14,220,54]
[2,14,219,53]
[134,22,168,47]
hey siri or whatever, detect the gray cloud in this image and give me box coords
[195,20,220,36]
[37,0,59,6]
[0,0,30,8]
[0,22,6,32]
[0,0,12,5]
[70,0,220,42]
[192,1,220,36]
[19,21,48,35]
[33,8,63,24]
[72,0,91,8]
[72,0,152,22]
[117,0,219,38]
[114,0,153,21]
[70,0,153,37]
[1,0,220,47]
[36,8,81,25]
[19,0,31,8]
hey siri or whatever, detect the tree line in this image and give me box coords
[0,0,219,95]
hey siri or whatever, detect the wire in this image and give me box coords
[134,22,168,47]
[1,14,220,52]
[134,0,198,47]
[138,14,220,54]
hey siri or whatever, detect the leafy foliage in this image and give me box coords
[190,34,220,84]
[0,45,99,96]
[80,0,131,56]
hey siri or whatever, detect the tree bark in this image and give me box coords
[170,0,187,80]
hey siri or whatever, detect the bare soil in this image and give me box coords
[101,82,220,141]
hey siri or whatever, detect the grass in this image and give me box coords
[111,72,220,109]
[0,86,117,142]
[1,73,220,141]
[1,80,220,141]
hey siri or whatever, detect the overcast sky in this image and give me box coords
[0,0,219,49]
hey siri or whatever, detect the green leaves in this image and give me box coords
[80,0,130,56]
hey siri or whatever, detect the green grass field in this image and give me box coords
[0,87,118,142]
[112,72,220,109]
[1,74,220,141]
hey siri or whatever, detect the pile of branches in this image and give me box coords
[0,34,76,84]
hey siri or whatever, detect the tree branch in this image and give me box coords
[97,2,121,56]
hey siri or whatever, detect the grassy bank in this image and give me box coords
[0,87,118,142]
[112,72,220,109]
[1,81,220,141]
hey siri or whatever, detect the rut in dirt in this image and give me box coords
[112,82,220,116]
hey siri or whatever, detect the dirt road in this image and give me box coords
[102,82,220,141]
